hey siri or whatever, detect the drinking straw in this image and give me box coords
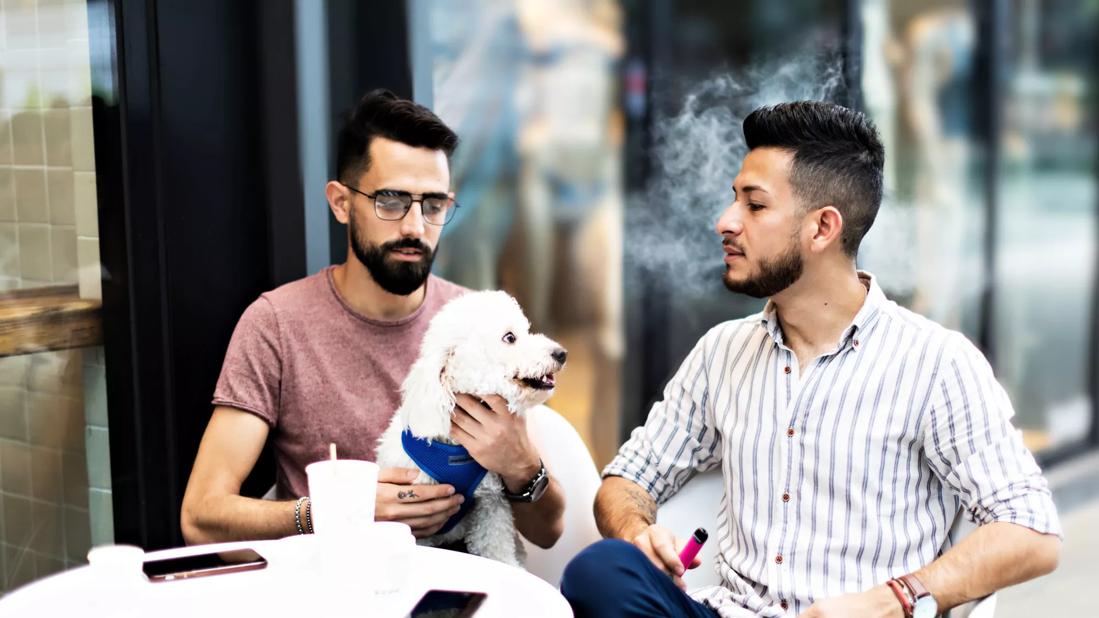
[329,443,337,461]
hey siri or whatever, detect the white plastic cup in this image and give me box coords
[305,459,379,534]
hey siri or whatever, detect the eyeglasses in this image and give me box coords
[344,184,459,226]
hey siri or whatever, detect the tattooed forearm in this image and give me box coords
[397,490,419,500]
[625,485,657,525]
[595,476,657,539]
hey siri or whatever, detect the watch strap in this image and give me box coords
[887,579,914,617]
[503,460,547,502]
[898,573,932,601]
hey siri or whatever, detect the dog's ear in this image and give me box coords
[398,343,456,440]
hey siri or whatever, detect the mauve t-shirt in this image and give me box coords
[212,266,467,499]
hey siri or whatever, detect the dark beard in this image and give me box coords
[723,241,804,298]
[350,213,435,296]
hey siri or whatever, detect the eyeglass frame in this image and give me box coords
[342,183,460,226]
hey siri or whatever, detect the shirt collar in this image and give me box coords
[759,270,886,352]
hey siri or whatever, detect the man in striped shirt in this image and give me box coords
[561,102,1061,617]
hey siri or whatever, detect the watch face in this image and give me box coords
[529,473,550,502]
[912,597,938,618]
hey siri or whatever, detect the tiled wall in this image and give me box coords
[0,0,109,593]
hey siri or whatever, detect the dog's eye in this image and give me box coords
[502,332,517,344]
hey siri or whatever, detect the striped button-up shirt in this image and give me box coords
[604,272,1061,617]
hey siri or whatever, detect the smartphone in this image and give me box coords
[142,548,268,582]
[406,589,487,618]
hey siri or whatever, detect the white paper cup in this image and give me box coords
[361,522,415,594]
[306,459,379,534]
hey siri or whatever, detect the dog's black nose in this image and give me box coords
[551,348,567,364]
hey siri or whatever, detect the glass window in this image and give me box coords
[0,0,112,590]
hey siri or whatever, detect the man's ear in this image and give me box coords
[325,181,352,225]
[807,205,844,254]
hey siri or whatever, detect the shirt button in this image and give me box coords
[786,427,795,437]
[775,554,783,564]
[780,600,789,610]
[782,492,790,502]
[853,339,860,347]
[784,366,792,374]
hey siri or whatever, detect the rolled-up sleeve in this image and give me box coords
[923,333,1061,536]
[603,332,722,504]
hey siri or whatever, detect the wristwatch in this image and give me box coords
[898,574,938,618]
[503,460,549,503]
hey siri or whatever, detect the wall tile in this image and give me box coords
[29,501,64,557]
[63,507,90,564]
[76,236,99,300]
[44,108,71,166]
[69,107,94,171]
[33,553,65,582]
[0,167,14,222]
[0,355,29,388]
[62,450,87,508]
[13,168,47,223]
[3,1,38,51]
[50,224,76,283]
[2,49,41,109]
[3,545,37,591]
[17,223,51,281]
[30,447,63,504]
[82,361,106,427]
[0,223,17,278]
[47,168,74,224]
[73,170,96,237]
[68,40,92,106]
[88,488,113,546]
[0,387,27,440]
[0,116,13,166]
[85,426,110,490]
[1,441,33,496]
[10,111,43,165]
[3,495,33,550]
[27,392,83,451]
[28,350,82,395]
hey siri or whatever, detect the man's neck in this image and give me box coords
[332,259,427,321]
[770,264,868,370]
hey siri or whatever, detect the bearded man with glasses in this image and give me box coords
[181,90,565,551]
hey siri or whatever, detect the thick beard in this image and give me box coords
[350,211,435,296]
[723,240,804,299]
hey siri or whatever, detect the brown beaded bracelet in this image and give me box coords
[294,496,308,535]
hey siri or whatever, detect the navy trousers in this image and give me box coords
[561,539,721,618]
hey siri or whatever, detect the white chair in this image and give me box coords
[520,405,603,586]
[658,469,996,617]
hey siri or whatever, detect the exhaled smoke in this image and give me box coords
[626,55,845,299]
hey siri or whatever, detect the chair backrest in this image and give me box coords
[520,405,603,586]
[657,468,996,616]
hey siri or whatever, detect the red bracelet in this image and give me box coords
[887,578,913,617]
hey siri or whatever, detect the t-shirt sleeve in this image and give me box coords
[211,296,282,426]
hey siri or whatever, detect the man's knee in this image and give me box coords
[562,538,646,596]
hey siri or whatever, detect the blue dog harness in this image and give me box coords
[400,430,488,535]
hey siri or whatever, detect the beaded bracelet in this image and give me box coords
[304,497,313,534]
[294,496,308,535]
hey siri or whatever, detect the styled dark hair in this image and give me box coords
[743,101,884,257]
[336,89,459,182]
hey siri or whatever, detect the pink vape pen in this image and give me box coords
[678,527,709,569]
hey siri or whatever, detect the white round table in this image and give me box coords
[0,537,573,617]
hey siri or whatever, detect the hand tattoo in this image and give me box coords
[397,490,419,500]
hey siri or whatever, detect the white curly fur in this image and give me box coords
[375,290,565,567]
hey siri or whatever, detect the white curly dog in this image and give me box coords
[376,290,566,567]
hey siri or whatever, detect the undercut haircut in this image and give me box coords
[743,101,885,257]
[336,89,459,182]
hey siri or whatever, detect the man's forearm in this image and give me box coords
[512,478,565,549]
[913,521,1061,609]
[181,494,299,545]
[595,476,657,540]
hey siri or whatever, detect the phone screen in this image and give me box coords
[406,589,487,618]
[142,548,267,582]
